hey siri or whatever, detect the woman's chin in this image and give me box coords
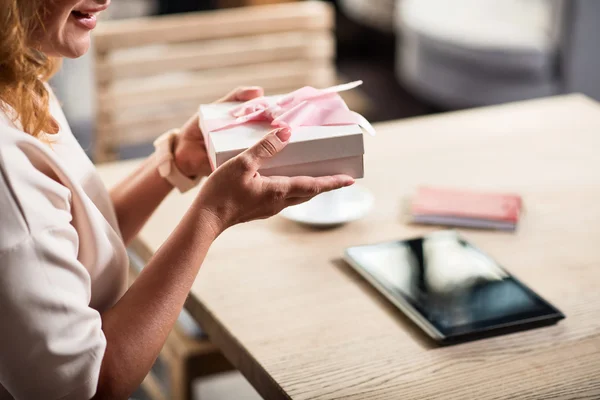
[59,37,91,59]
[67,42,91,58]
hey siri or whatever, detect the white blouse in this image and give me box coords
[0,89,129,400]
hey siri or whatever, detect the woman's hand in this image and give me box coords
[174,86,265,178]
[196,127,355,234]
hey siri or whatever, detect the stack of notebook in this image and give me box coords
[410,186,522,231]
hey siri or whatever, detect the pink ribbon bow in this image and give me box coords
[202,81,376,136]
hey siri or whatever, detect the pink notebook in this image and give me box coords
[410,187,522,231]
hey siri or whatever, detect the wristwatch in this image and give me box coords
[153,129,202,193]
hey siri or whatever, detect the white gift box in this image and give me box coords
[198,85,372,178]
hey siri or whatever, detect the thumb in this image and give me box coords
[238,127,291,171]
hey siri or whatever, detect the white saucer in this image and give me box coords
[280,184,374,227]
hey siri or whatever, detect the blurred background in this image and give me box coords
[49,0,599,399]
[52,0,600,164]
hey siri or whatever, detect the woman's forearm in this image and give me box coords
[110,154,174,245]
[93,198,222,400]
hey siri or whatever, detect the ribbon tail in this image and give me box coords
[304,108,376,136]
[319,80,363,95]
[351,111,377,136]
[276,81,364,108]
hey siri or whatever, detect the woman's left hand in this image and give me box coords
[173,86,265,178]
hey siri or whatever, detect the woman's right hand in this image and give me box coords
[195,127,355,234]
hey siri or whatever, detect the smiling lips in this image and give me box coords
[71,9,101,30]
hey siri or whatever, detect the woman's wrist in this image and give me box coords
[192,199,229,240]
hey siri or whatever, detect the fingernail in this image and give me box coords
[344,178,355,186]
[247,86,262,91]
[275,127,292,142]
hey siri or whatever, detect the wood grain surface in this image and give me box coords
[98,94,600,400]
[93,1,333,52]
[96,31,334,83]
[97,59,335,113]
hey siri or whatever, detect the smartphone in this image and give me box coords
[343,231,565,344]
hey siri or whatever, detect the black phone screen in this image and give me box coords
[345,231,564,340]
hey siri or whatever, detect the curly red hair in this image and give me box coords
[0,0,60,138]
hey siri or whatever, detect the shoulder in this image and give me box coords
[0,123,73,252]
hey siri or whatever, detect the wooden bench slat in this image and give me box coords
[94,1,333,51]
[96,31,334,83]
[98,60,335,113]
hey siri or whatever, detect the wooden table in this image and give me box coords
[98,94,600,400]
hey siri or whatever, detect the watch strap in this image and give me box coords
[153,129,201,193]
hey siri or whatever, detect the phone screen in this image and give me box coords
[345,231,564,339]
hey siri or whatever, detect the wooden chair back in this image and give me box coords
[92,1,336,162]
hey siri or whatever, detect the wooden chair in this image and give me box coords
[92,1,337,162]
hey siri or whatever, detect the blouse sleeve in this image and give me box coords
[0,143,106,400]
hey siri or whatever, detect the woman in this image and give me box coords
[0,1,354,399]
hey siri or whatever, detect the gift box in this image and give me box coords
[198,81,375,178]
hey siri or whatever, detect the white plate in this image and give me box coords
[280,184,374,227]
